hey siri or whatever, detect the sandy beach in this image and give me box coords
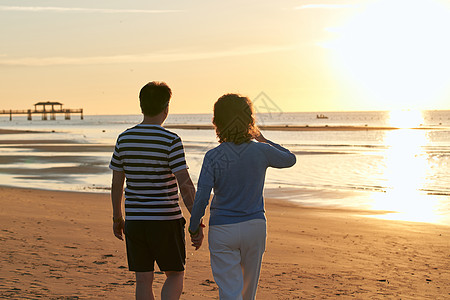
[1,126,449,299]
[1,186,449,299]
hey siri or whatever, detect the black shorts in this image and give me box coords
[124,218,186,272]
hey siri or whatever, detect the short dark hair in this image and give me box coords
[139,81,172,116]
[213,93,258,144]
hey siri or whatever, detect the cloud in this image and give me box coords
[295,4,355,10]
[0,6,181,14]
[0,45,295,67]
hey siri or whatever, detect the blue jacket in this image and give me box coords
[189,140,296,231]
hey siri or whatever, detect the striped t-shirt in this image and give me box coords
[109,124,187,221]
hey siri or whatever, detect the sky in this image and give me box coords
[0,0,449,115]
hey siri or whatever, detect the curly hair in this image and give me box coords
[213,93,258,144]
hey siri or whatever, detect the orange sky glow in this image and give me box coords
[0,0,449,115]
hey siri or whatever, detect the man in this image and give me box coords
[110,81,203,299]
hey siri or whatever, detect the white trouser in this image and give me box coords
[208,219,267,300]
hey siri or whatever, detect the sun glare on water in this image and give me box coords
[369,128,444,224]
[321,0,449,223]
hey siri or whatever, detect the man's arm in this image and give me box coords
[111,170,126,240]
[173,169,195,214]
[174,169,205,250]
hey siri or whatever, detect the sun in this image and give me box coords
[388,109,424,128]
[323,0,450,110]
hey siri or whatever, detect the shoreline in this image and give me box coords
[1,124,448,135]
[1,186,449,299]
[165,124,448,131]
[165,124,402,131]
[0,128,49,134]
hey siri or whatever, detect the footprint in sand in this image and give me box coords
[123,280,135,286]
[200,279,216,286]
[64,245,78,249]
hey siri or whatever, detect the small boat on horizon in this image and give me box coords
[316,114,328,119]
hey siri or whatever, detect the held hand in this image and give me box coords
[190,225,205,250]
[113,219,125,241]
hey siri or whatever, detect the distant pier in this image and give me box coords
[0,102,83,121]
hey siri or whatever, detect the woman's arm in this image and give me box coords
[189,155,214,233]
[255,130,296,168]
[189,186,212,232]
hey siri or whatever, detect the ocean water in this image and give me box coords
[0,110,449,225]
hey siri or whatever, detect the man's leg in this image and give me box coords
[135,271,155,300]
[161,271,184,300]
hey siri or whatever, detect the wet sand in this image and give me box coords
[0,187,448,299]
[0,132,113,186]
[0,129,47,134]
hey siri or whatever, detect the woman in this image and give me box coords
[189,93,296,300]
